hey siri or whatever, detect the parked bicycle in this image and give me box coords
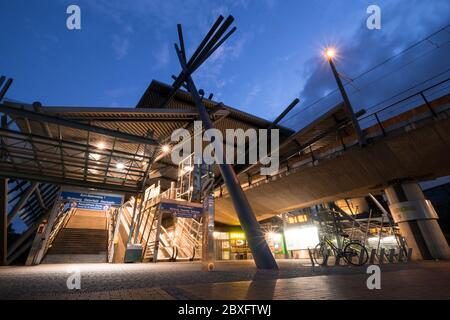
[313,234,369,266]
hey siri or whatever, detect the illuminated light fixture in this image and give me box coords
[284,226,319,250]
[325,48,335,59]
[90,153,101,161]
[229,232,246,240]
[161,144,171,153]
[97,142,106,150]
[116,162,125,170]
[267,232,282,241]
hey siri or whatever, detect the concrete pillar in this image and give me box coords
[202,195,215,271]
[385,182,450,260]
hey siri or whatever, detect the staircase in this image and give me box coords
[43,210,108,264]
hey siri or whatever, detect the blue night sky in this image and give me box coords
[0,0,449,130]
[1,1,449,233]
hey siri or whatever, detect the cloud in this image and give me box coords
[111,34,130,60]
[282,0,450,130]
[153,43,170,69]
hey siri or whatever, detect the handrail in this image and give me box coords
[107,206,124,263]
[359,77,450,121]
[218,81,450,198]
[44,205,76,255]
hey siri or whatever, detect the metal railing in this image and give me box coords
[220,79,450,197]
[43,204,76,255]
[359,77,450,134]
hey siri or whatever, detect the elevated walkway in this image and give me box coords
[215,93,450,224]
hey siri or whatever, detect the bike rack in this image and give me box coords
[369,247,413,264]
[307,248,315,266]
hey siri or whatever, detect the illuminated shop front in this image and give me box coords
[214,228,287,260]
[283,212,320,259]
[214,231,252,260]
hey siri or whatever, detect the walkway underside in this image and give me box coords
[215,114,450,225]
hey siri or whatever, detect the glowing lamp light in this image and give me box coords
[90,153,101,161]
[284,226,319,250]
[325,48,335,59]
[116,162,125,170]
[97,142,106,150]
[161,144,171,153]
[267,232,282,241]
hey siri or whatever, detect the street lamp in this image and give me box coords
[325,48,366,146]
[161,144,171,154]
[325,48,335,60]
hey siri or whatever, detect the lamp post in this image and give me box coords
[326,49,366,146]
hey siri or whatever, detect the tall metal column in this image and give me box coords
[327,54,366,146]
[184,75,278,270]
[0,178,7,266]
[168,17,278,269]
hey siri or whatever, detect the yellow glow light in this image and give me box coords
[229,232,246,240]
[161,144,171,153]
[97,142,106,150]
[325,48,335,59]
[116,162,125,170]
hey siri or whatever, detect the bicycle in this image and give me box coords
[313,234,369,266]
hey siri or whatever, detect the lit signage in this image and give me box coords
[229,232,246,240]
[284,226,319,250]
[160,199,203,218]
[287,214,309,225]
[61,191,123,211]
[389,200,438,223]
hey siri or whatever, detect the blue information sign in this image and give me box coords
[61,191,123,211]
[160,200,203,219]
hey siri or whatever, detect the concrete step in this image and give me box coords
[48,228,108,255]
[43,210,109,263]
[42,254,107,264]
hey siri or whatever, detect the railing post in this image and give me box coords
[374,113,386,136]
[420,92,438,118]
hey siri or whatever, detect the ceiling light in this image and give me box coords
[116,162,125,170]
[161,144,171,153]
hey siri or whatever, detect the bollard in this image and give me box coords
[370,249,377,264]
[398,248,404,262]
[307,248,315,267]
[388,249,396,263]
[379,248,385,265]
[406,248,413,262]
[322,249,330,266]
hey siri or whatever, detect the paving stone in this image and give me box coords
[0,260,449,300]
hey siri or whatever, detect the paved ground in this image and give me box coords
[0,260,449,300]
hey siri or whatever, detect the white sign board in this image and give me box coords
[389,200,438,223]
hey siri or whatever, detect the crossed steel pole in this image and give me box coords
[167,15,278,269]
